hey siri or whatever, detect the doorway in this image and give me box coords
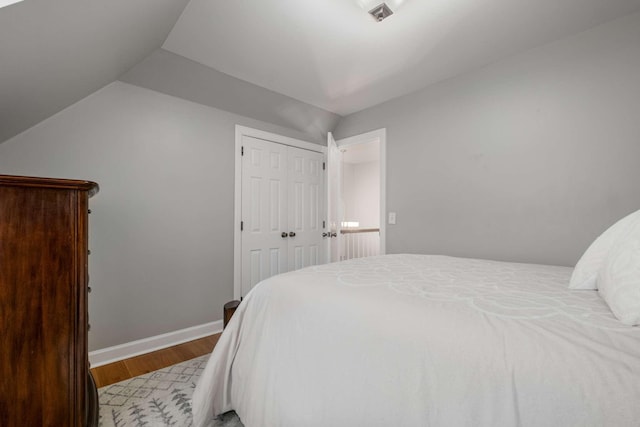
[328,129,386,262]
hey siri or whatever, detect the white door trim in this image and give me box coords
[234,125,327,300]
[335,128,387,256]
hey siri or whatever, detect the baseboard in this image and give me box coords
[89,320,223,368]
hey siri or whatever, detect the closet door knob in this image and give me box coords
[289,232,296,237]
[281,232,289,238]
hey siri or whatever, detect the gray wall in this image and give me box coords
[0,81,323,350]
[120,49,341,145]
[334,12,640,267]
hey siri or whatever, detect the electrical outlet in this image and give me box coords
[388,212,396,225]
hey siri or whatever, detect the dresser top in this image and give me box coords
[0,174,99,197]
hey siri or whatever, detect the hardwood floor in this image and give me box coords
[91,334,221,388]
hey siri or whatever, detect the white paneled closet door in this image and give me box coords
[241,136,326,297]
[241,136,289,296]
[287,146,325,270]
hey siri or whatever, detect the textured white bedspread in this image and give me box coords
[193,254,640,427]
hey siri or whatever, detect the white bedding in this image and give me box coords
[193,254,640,427]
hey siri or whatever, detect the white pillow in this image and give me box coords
[598,219,640,326]
[569,209,640,290]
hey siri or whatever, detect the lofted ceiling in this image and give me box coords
[163,0,640,115]
[0,0,190,143]
[2,0,640,144]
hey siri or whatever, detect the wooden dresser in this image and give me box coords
[0,175,99,427]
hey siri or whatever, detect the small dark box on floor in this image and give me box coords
[224,300,241,328]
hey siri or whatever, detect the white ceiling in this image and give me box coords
[163,0,640,116]
[2,0,640,145]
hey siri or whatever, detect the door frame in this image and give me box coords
[234,125,327,299]
[334,128,387,257]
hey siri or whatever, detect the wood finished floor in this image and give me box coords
[91,334,221,388]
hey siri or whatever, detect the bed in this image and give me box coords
[192,254,640,427]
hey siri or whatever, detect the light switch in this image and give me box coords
[388,212,396,225]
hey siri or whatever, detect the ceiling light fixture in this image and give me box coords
[368,2,393,22]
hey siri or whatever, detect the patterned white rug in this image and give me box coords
[98,354,242,427]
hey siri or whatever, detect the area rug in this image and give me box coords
[98,354,243,427]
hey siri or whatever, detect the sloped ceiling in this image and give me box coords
[119,49,340,143]
[0,0,190,143]
[3,0,640,145]
[163,0,640,115]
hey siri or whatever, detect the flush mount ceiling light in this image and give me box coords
[368,2,393,22]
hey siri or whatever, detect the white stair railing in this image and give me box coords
[340,228,380,261]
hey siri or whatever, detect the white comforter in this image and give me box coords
[193,254,640,427]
